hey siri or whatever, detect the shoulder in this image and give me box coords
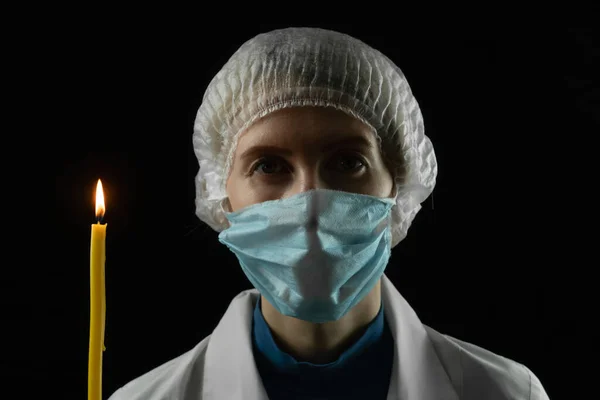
[107,335,211,400]
[423,325,549,400]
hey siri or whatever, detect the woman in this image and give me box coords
[109,27,549,399]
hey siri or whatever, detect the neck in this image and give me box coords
[260,280,382,364]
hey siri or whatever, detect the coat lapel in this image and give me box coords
[381,275,459,400]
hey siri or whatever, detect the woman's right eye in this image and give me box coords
[252,157,287,175]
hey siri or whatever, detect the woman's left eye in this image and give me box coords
[332,155,366,172]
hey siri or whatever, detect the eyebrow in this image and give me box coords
[239,136,374,161]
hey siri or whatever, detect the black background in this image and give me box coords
[28,20,597,399]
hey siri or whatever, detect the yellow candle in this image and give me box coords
[89,179,107,400]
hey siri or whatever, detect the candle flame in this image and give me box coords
[95,179,105,220]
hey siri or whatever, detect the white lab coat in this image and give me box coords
[108,275,549,399]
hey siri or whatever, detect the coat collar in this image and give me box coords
[202,289,268,399]
[202,275,459,400]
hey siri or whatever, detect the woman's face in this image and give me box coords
[226,106,395,212]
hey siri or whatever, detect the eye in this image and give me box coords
[331,154,367,173]
[251,157,289,175]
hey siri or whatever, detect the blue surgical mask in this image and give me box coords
[218,189,396,323]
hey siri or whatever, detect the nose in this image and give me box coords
[287,166,330,197]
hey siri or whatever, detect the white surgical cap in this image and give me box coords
[193,27,437,248]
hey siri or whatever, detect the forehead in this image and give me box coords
[236,106,376,150]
